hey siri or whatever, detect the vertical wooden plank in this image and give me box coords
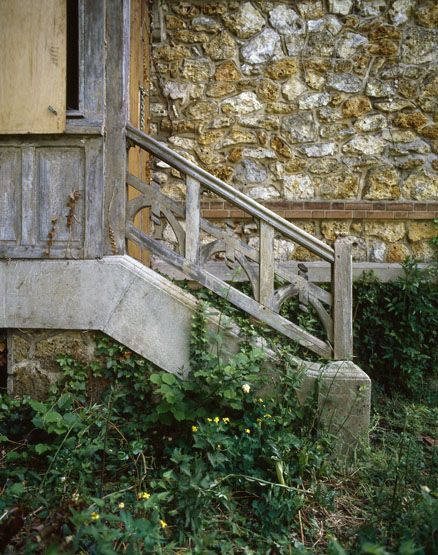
[82,0,104,118]
[185,176,200,264]
[0,0,66,134]
[104,0,130,255]
[259,221,275,308]
[333,237,353,360]
[127,0,151,265]
[84,139,104,258]
[21,148,36,246]
[0,148,22,242]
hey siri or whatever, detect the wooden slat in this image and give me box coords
[125,124,335,263]
[333,238,353,360]
[0,0,66,134]
[259,222,274,308]
[127,223,332,358]
[185,176,200,264]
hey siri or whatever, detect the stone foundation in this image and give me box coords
[150,0,438,262]
[7,330,97,400]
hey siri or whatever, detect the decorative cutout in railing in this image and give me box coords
[126,124,353,360]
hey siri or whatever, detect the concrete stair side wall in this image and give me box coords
[0,256,370,453]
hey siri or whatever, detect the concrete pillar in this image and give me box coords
[298,359,371,455]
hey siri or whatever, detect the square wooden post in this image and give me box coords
[333,237,353,360]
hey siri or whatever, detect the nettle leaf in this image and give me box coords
[35,443,52,455]
[9,482,25,497]
[63,412,79,427]
[223,389,237,400]
[172,407,187,421]
[57,393,73,410]
[44,411,63,424]
[149,373,162,385]
[161,373,178,386]
[28,399,47,413]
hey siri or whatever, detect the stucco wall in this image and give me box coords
[150,0,438,262]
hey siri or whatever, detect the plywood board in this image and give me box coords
[0,0,66,134]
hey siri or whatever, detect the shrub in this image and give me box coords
[0,308,331,553]
[353,259,438,396]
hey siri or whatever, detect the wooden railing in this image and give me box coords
[125,124,353,360]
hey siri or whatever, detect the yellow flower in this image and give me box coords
[245,428,251,434]
[138,491,151,500]
[264,414,272,419]
[207,418,212,422]
[192,425,198,432]
[160,519,168,528]
[222,417,230,423]
[214,416,220,424]
[118,502,125,509]
[258,398,264,403]
[90,512,100,521]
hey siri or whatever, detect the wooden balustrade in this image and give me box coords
[125,124,353,360]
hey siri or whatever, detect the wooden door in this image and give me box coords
[127,0,151,265]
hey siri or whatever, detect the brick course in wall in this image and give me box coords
[200,200,438,220]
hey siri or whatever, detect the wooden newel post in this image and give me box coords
[259,221,275,308]
[333,237,353,360]
[185,176,200,264]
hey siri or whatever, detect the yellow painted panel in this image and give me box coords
[0,0,66,134]
[128,0,151,265]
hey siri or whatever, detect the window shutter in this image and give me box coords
[0,0,66,134]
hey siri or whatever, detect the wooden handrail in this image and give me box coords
[126,124,335,263]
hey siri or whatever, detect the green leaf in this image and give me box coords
[28,399,47,413]
[9,482,25,497]
[35,443,51,455]
[44,411,63,424]
[149,373,162,385]
[57,393,73,410]
[161,373,177,385]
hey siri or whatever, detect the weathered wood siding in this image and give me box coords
[0,0,112,259]
[0,137,103,259]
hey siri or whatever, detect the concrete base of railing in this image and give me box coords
[1,256,370,452]
[297,359,371,455]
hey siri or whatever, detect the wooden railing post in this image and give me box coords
[259,221,275,308]
[185,175,200,264]
[333,237,353,360]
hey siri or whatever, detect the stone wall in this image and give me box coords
[7,330,97,400]
[150,0,438,262]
